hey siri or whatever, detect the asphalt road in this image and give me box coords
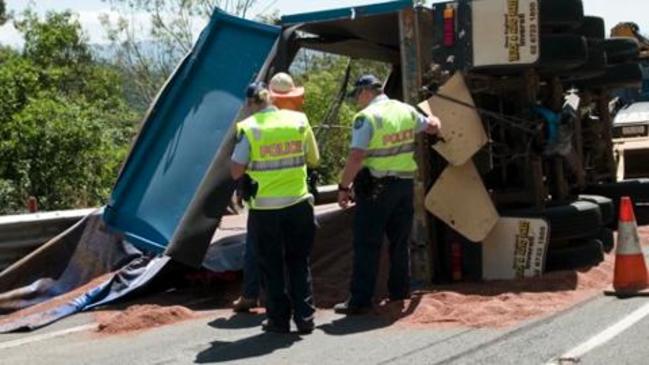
[1,290,649,365]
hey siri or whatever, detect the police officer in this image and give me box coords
[232,73,309,313]
[334,74,441,315]
[231,81,320,333]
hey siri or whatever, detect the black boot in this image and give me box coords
[295,319,315,335]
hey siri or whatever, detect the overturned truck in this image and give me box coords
[285,0,649,279]
[1,0,646,332]
[106,0,645,281]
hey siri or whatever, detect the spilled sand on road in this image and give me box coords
[382,253,614,328]
[311,208,642,329]
[95,304,196,334]
[92,251,615,333]
[88,208,647,334]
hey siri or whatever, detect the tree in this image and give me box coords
[100,0,260,110]
[0,10,137,214]
[0,0,7,26]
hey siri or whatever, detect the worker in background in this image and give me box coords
[334,74,441,315]
[231,72,309,313]
[231,81,320,334]
[270,72,306,110]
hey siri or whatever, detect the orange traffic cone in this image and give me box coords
[605,196,649,297]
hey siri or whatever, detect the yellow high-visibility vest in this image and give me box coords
[237,109,310,210]
[356,99,418,178]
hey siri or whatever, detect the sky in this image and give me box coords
[1,0,648,47]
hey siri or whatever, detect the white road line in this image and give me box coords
[546,301,649,364]
[0,323,97,350]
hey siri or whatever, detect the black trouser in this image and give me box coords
[249,200,316,326]
[350,178,414,307]
[241,229,260,299]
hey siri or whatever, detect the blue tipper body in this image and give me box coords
[103,1,414,255]
[103,9,280,253]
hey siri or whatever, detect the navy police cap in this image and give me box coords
[347,74,383,98]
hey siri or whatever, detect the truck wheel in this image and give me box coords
[538,35,589,71]
[573,16,605,39]
[585,179,649,204]
[540,0,584,30]
[550,226,613,251]
[545,239,604,272]
[585,179,649,226]
[635,204,649,226]
[579,195,614,225]
[576,63,643,90]
[598,227,615,253]
[503,200,602,242]
[555,39,606,81]
[604,37,639,64]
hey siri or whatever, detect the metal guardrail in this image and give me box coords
[0,209,95,272]
[0,186,339,273]
[315,184,338,205]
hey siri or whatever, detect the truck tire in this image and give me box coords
[539,35,589,71]
[573,16,605,39]
[545,239,604,272]
[550,226,614,252]
[576,63,643,90]
[604,37,639,63]
[598,227,615,253]
[557,39,606,80]
[579,195,614,225]
[540,0,584,30]
[585,179,649,204]
[585,180,649,226]
[635,204,649,226]
[503,200,602,242]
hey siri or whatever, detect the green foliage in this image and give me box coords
[17,10,91,69]
[294,54,391,183]
[0,10,137,214]
[3,96,133,210]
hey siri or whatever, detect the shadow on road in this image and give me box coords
[194,332,302,363]
[318,315,392,336]
[208,313,265,329]
[320,295,421,336]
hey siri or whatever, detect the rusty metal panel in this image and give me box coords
[400,7,434,286]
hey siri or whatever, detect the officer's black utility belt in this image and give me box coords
[354,168,403,200]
